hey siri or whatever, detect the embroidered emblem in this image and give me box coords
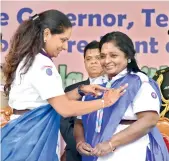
[46,68,53,76]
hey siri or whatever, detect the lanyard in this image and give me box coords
[95,79,113,133]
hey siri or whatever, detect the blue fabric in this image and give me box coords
[82,73,169,161]
[146,146,152,161]
[82,74,142,161]
[1,104,60,161]
[147,128,169,161]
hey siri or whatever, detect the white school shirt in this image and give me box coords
[78,69,160,120]
[9,53,65,110]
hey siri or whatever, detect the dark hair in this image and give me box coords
[3,10,72,96]
[99,31,143,73]
[84,41,99,58]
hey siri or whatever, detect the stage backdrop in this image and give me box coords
[1,0,169,156]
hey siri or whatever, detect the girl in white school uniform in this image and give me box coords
[74,31,169,161]
[1,10,128,161]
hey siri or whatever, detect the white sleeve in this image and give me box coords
[30,58,65,100]
[133,82,160,114]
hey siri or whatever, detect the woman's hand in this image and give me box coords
[76,141,93,156]
[103,83,128,107]
[91,141,115,157]
[80,84,108,97]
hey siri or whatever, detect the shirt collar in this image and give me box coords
[109,68,128,83]
[89,75,108,84]
[41,49,52,60]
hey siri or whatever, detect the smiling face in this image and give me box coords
[43,27,72,58]
[100,42,128,78]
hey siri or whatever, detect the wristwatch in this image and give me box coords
[77,84,85,97]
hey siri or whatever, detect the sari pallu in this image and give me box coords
[1,104,60,161]
[82,73,169,161]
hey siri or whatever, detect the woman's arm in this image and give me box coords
[48,95,102,117]
[65,85,85,100]
[48,85,127,117]
[74,119,85,144]
[65,84,107,101]
[74,119,93,155]
[92,82,160,157]
[109,111,159,148]
[92,111,159,157]
[109,82,160,147]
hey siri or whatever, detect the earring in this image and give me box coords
[44,40,47,43]
[128,59,131,63]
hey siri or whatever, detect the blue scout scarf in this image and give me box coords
[82,73,169,161]
[1,104,60,161]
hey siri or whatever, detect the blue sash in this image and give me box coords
[82,73,169,161]
[1,104,60,161]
